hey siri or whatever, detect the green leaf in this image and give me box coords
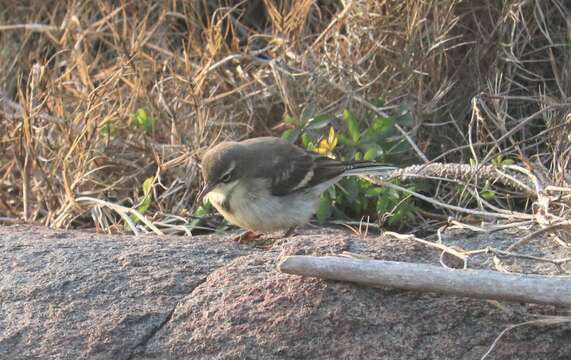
[389,209,402,225]
[371,116,395,135]
[305,114,332,130]
[135,108,155,132]
[492,155,503,167]
[301,103,316,123]
[338,133,354,147]
[123,218,137,232]
[142,176,154,196]
[363,148,377,161]
[343,109,361,142]
[480,180,496,200]
[365,187,383,197]
[137,196,151,215]
[376,197,390,214]
[332,207,347,221]
[395,107,414,127]
[100,124,112,141]
[387,202,417,228]
[343,177,360,201]
[316,193,333,225]
[202,195,211,206]
[339,177,361,214]
[386,138,410,155]
[283,114,299,126]
[328,186,337,201]
[372,97,385,108]
[363,144,383,161]
[388,188,401,201]
[480,190,496,200]
[281,129,300,143]
[135,108,147,126]
[194,205,209,217]
[301,133,312,148]
[502,158,514,165]
[357,179,371,196]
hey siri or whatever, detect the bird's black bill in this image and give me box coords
[197,182,216,203]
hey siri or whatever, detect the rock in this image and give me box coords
[0,225,569,359]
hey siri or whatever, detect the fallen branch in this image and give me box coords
[368,162,540,198]
[277,255,571,307]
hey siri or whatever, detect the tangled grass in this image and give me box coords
[0,0,569,238]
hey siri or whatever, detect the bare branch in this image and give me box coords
[278,255,571,307]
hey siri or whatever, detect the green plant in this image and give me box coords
[124,176,155,231]
[281,107,418,229]
[100,123,113,142]
[491,154,514,167]
[133,108,155,133]
[469,154,514,168]
[479,180,496,200]
[190,198,230,233]
[464,155,513,201]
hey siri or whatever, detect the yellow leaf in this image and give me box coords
[316,128,339,156]
[317,138,329,154]
[327,127,338,150]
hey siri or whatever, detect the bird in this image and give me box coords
[199,136,394,238]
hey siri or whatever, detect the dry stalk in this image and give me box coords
[0,0,569,241]
[380,163,539,198]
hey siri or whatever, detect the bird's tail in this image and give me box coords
[341,160,396,176]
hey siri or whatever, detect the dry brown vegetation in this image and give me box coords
[0,0,570,241]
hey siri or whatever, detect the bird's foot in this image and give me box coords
[232,228,296,249]
[282,226,297,238]
[232,230,263,243]
[232,231,274,250]
[253,228,298,249]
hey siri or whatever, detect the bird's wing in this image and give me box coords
[241,137,347,196]
[268,152,314,196]
[269,153,346,196]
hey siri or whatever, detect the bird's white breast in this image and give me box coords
[207,178,324,232]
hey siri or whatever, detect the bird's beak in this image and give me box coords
[197,181,216,203]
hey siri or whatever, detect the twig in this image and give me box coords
[384,231,468,267]
[507,221,571,251]
[481,317,571,359]
[369,180,535,220]
[381,163,538,198]
[466,246,571,267]
[0,24,59,32]
[75,196,164,235]
[308,0,355,51]
[278,255,571,306]
[0,217,22,224]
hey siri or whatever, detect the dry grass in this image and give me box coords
[0,0,570,237]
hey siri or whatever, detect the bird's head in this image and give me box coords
[199,141,245,201]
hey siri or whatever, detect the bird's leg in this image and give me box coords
[232,227,296,248]
[233,231,274,250]
[253,227,297,250]
[232,230,263,243]
[282,226,297,238]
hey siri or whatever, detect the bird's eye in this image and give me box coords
[220,172,232,183]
